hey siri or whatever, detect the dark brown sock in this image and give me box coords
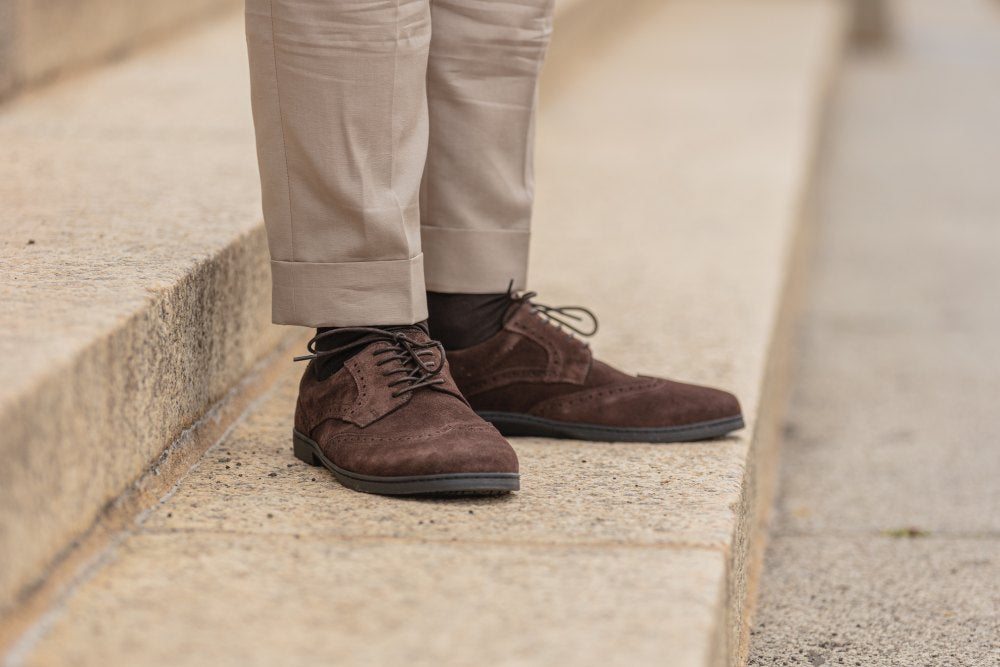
[312,321,428,380]
[426,292,510,351]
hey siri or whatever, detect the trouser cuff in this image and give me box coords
[421,226,530,293]
[270,255,427,327]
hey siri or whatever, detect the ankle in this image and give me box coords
[426,291,510,350]
[312,322,427,380]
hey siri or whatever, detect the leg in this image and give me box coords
[246,0,432,327]
[246,0,519,496]
[417,2,743,442]
[420,0,556,293]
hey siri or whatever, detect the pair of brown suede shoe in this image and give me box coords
[292,294,743,496]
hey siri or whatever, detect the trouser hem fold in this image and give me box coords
[422,225,530,293]
[270,255,428,327]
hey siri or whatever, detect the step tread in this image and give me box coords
[4,0,844,664]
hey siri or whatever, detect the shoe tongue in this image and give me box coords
[383,322,430,341]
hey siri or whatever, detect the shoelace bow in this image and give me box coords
[504,283,600,340]
[294,327,446,397]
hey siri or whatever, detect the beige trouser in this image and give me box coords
[245,0,555,327]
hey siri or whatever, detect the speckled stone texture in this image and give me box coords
[0,0,240,100]
[4,1,845,665]
[25,537,724,667]
[751,538,999,666]
[750,0,1000,664]
[0,17,285,616]
[141,378,746,546]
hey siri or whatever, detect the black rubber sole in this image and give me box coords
[475,411,745,443]
[292,430,519,496]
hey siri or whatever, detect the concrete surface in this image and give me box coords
[20,426,729,666]
[749,0,1000,664]
[3,1,844,665]
[139,377,744,547]
[0,0,240,100]
[751,538,998,665]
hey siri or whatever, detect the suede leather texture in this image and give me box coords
[295,332,518,477]
[446,303,742,428]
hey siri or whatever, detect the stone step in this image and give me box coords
[0,0,239,101]
[0,0,653,648]
[0,0,846,665]
[0,8,288,630]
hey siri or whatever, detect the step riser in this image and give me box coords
[0,229,287,617]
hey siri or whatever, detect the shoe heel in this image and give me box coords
[292,431,321,466]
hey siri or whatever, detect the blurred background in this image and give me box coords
[1,0,997,665]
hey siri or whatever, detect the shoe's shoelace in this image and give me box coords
[295,327,446,397]
[503,283,600,340]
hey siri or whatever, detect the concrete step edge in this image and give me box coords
[727,14,849,667]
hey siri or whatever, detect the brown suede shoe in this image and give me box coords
[445,293,744,443]
[292,326,519,495]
